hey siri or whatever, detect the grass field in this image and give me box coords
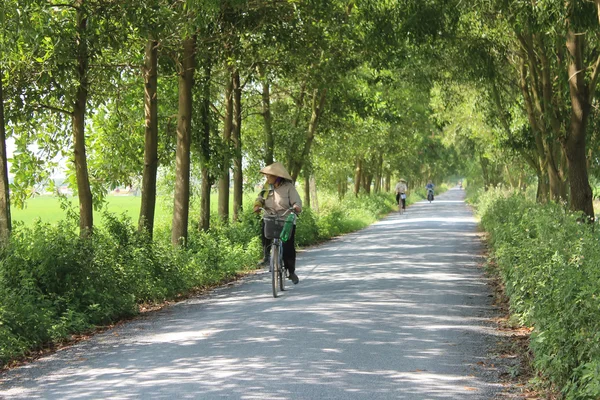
[11,195,145,225]
[10,193,262,226]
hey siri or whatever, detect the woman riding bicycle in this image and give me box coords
[253,162,302,284]
[394,178,408,211]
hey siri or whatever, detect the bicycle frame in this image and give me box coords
[261,207,296,297]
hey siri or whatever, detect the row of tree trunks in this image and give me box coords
[171,36,195,246]
[514,27,598,219]
[138,38,159,236]
[0,67,11,244]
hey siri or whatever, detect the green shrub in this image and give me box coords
[295,208,320,246]
[476,188,600,399]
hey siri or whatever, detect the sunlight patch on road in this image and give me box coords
[375,216,475,226]
[143,328,225,344]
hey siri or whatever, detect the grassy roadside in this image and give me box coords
[469,187,599,399]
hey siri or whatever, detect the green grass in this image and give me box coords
[10,193,263,227]
[11,196,143,225]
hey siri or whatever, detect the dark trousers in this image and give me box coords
[261,221,297,273]
[395,193,406,209]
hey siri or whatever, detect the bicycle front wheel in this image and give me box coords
[271,245,280,298]
[279,254,286,292]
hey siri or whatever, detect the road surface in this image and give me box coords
[0,188,512,399]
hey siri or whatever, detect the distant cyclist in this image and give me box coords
[426,180,435,201]
[394,178,408,211]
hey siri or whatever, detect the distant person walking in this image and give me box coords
[395,179,408,211]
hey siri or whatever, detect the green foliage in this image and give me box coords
[294,207,320,247]
[0,210,261,365]
[476,188,600,398]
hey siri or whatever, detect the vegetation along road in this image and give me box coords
[0,188,518,399]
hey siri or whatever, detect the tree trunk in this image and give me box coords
[518,56,551,202]
[199,59,212,231]
[564,28,594,218]
[310,175,318,213]
[138,38,159,236]
[385,171,391,192]
[362,172,372,195]
[218,72,233,222]
[291,88,327,181]
[374,154,383,193]
[479,155,490,189]
[354,158,362,196]
[547,158,565,202]
[258,65,273,166]
[74,6,93,237]
[232,69,243,221]
[171,37,195,246]
[0,67,11,244]
[303,168,310,209]
[536,160,550,203]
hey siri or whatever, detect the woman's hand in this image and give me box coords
[293,205,302,214]
[253,206,261,213]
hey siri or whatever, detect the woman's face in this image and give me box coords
[265,174,278,184]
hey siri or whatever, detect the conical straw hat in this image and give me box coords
[260,162,293,181]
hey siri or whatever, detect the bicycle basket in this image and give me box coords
[263,215,286,240]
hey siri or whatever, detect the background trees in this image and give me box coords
[2,0,599,241]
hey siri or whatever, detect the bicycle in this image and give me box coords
[398,193,406,214]
[427,188,434,203]
[262,208,296,298]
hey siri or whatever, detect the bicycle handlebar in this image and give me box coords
[258,207,297,218]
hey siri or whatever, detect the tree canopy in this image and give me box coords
[1,0,598,241]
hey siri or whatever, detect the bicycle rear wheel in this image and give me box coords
[271,245,280,298]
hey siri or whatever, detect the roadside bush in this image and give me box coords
[476,188,600,399]
[295,208,319,246]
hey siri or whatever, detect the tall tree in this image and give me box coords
[171,36,196,246]
[232,69,243,221]
[0,68,11,243]
[138,37,159,235]
[198,55,214,231]
[217,72,233,222]
[71,0,94,236]
[562,2,599,217]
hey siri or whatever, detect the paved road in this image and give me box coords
[0,188,507,399]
